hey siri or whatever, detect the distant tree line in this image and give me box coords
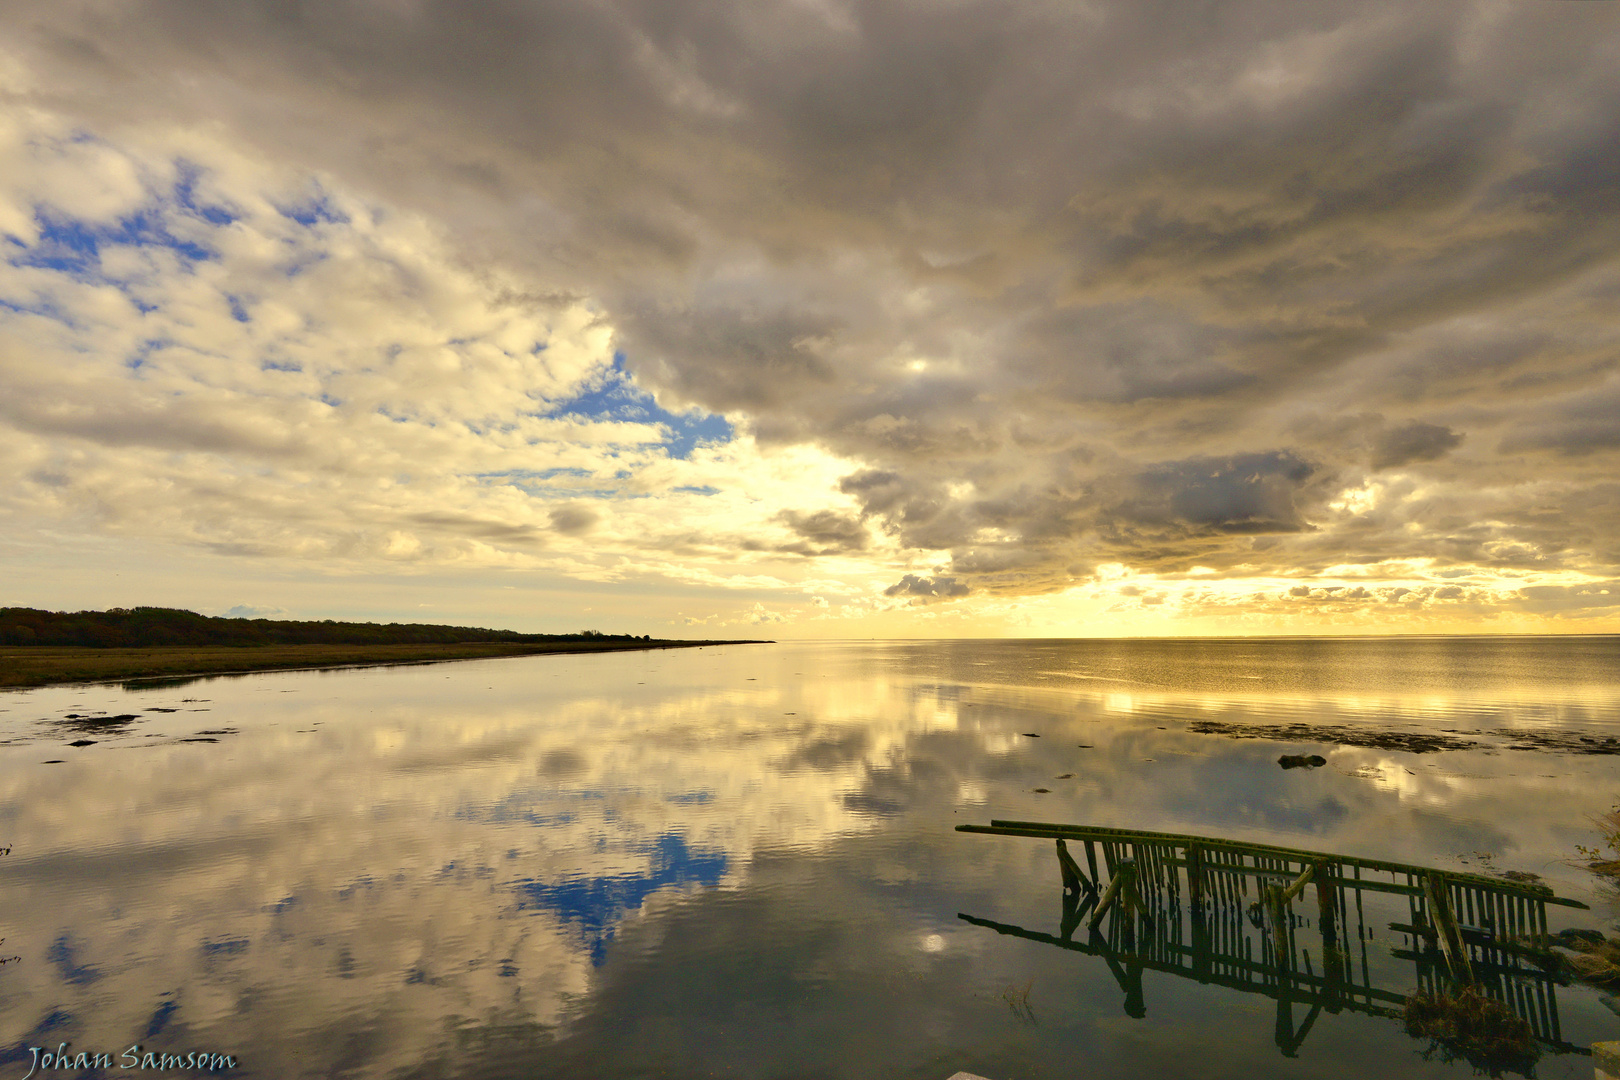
[0,607,654,648]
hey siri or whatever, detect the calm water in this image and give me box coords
[0,638,1617,1079]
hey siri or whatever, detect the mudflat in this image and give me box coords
[0,640,764,689]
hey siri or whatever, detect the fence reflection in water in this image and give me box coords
[956,820,1589,1058]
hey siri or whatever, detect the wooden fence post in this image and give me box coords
[1056,838,1088,896]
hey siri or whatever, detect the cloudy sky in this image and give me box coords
[2,0,1619,637]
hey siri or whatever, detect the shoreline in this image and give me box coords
[0,640,773,690]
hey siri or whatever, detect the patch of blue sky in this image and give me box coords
[662,412,734,459]
[0,293,75,325]
[511,832,727,966]
[276,183,349,228]
[672,485,721,496]
[172,161,240,227]
[3,161,248,330]
[463,419,525,438]
[541,485,630,500]
[545,353,734,460]
[29,1010,75,1036]
[281,251,328,278]
[123,337,181,372]
[16,206,214,279]
[46,935,103,986]
[144,999,180,1039]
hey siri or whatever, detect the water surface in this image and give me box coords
[1,638,1616,1079]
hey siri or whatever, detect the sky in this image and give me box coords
[2,1,1619,638]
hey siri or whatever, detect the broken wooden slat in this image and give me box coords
[1279,863,1315,906]
[1090,859,1138,929]
[1422,872,1473,985]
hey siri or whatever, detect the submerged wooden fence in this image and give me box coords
[956,819,1590,1057]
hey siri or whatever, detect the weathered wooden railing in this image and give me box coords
[956,819,1589,1057]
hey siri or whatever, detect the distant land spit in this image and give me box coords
[0,607,771,689]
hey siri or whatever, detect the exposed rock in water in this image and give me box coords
[1278,754,1328,769]
[1497,730,1620,754]
[1188,721,1477,754]
[1187,719,1620,756]
[51,712,145,736]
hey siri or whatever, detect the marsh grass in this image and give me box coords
[1402,984,1539,1078]
[1001,978,1036,1025]
[1574,805,1620,887]
[1505,928,1620,992]
[1555,801,1620,991]
[1565,938,1620,990]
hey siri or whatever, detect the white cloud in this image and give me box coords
[0,112,895,621]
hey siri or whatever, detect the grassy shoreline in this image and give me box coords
[0,640,771,690]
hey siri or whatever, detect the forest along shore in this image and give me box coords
[0,607,770,689]
[0,640,771,690]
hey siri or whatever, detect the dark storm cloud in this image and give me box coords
[548,503,600,536]
[1284,413,1464,472]
[1117,451,1320,534]
[838,470,910,517]
[774,508,868,556]
[630,304,840,413]
[1370,421,1464,471]
[883,574,970,602]
[9,0,1620,593]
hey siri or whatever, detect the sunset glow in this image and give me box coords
[3,3,1619,636]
